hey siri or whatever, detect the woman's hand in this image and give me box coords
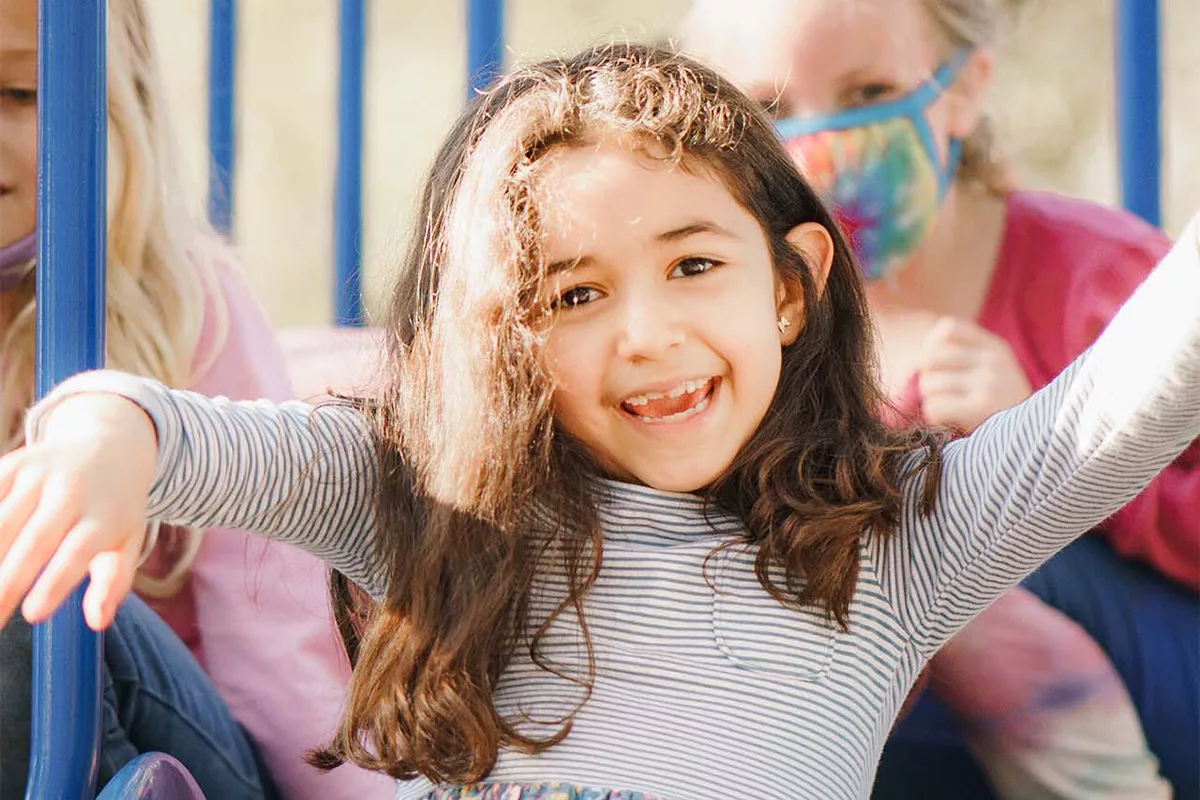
[0,393,158,631]
[917,317,1033,433]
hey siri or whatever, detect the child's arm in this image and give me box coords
[36,372,387,598]
[0,374,387,630]
[1065,232,1199,589]
[875,212,1200,655]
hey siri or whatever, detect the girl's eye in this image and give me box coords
[669,257,720,279]
[553,285,602,310]
[0,88,37,105]
[844,83,895,108]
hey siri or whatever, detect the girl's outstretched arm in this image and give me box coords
[0,377,386,630]
[874,211,1200,656]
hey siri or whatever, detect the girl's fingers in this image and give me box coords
[0,477,52,622]
[82,541,139,631]
[0,478,80,624]
[0,470,46,565]
[21,518,111,624]
[0,451,26,503]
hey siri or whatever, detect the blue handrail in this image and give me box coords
[467,0,504,97]
[207,0,236,234]
[24,1,107,797]
[335,0,366,327]
[1115,0,1161,227]
[96,754,206,800]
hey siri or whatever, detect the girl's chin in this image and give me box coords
[614,461,728,495]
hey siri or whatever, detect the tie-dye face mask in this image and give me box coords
[775,52,968,282]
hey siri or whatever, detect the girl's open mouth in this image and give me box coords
[621,376,718,424]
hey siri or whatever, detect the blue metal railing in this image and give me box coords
[25,1,107,798]
[207,0,236,235]
[1115,0,1161,227]
[206,0,504,325]
[335,0,366,326]
[95,754,205,800]
[467,0,504,97]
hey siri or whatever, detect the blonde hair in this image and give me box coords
[0,0,227,596]
[920,0,1012,194]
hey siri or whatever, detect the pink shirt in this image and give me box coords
[892,191,1198,589]
[889,193,1177,797]
[149,260,394,799]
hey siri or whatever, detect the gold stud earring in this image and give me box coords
[777,316,792,335]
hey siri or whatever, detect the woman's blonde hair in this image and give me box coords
[0,0,227,596]
[920,0,1012,194]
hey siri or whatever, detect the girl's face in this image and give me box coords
[685,0,952,126]
[0,0,37,247]
[537,140,829,493]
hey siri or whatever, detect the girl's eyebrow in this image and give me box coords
[545,221,739,275]
[547,254,595,276]
[655,220,740,243]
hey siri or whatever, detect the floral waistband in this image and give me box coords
[424,784,658,800]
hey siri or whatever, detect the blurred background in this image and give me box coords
[146,0,1199,327]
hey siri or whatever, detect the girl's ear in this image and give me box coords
[947,48,995,140]
[776,222,833,345]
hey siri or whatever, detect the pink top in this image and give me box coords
[889,193,1178,796]
[151,260,395,799]
[891,191,1198,589]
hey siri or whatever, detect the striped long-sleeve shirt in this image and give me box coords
[31,214,1200,799]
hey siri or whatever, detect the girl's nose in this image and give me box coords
[614,290,685,361]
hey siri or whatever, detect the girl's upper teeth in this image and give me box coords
[625,378,709,407]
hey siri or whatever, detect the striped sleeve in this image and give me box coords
[873,212,1200,655]
[27,373,389,599]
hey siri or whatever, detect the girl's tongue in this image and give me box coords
[623,378,713,420]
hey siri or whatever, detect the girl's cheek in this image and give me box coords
[542,339,582,408]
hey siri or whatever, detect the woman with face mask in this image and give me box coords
[680,1,1199,799]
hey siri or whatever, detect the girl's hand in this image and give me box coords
[0,393,158,631]
[916,317,1033,433]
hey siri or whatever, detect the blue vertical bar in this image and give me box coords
[335,0,365,327]
[467,0,503,98]
[208,0,236,234]
[25,1,106,797]
[1115,0,1161,227]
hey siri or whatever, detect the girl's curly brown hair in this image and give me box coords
[311,41,943,784]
